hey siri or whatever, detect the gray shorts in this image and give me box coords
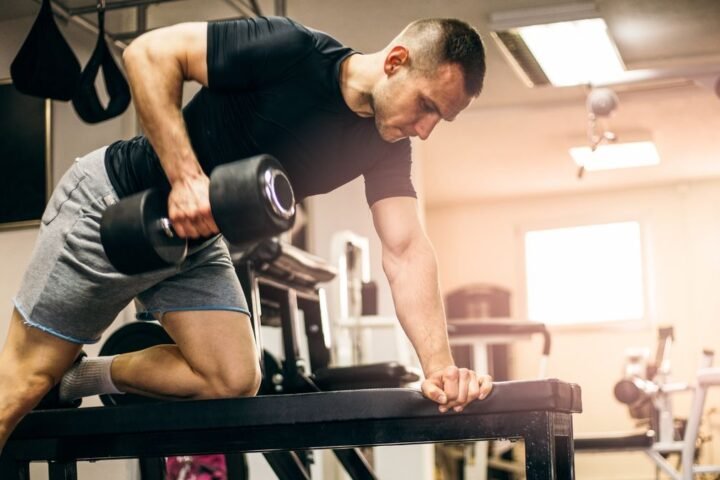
[13,146,249,344]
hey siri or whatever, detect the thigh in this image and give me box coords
[1,308,82,383]
[135,236,250,320]
[138,237,256,369]
[160,309,258,375]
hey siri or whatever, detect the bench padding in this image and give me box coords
[13,379,580,439]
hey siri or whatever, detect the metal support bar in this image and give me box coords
[263,451,311,480]
[37,0,128,49]
[138,457,165,480]
[66,0,177,15]
[48,461,77,480]
[333,448,377,480]
[136,4,147,34]
[0,455,28,480]
[275,0,286,16]
[248,0,263,16]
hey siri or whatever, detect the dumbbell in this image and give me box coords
[100,154,295,275]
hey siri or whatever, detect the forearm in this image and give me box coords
[122,41,202,184]
[384,237,454,376]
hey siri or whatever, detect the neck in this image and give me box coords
[339,52,384,118]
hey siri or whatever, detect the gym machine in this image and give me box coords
[575,326,720,479]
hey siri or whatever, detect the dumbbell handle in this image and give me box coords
[155,166,292,241]
[159,218,176,238]
[158,166,293,240]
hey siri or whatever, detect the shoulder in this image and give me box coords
[208,16,317,53]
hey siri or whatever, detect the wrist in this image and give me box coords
[423,355,455,378]
[166,157,204,186]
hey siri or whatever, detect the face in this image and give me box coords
[371,53,472,143]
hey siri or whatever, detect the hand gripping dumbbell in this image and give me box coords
[100,154,295,275]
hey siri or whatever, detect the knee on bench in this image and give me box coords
[194,363,262,400]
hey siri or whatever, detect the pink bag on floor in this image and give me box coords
[166,454,228,480]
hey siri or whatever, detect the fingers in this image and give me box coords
[440,367,459,411]
[421,379,447,405]
[170,202,217,238]
[168,177,219,239]
[478,373,493,399]
[422,367,493,414]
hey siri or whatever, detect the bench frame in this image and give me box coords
[1,386,577,480]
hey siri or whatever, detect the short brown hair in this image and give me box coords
[400,18,486,97]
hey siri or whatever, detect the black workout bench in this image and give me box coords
[1,379,581,480]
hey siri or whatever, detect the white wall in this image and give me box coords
[427,178,720,479]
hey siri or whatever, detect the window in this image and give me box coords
[524,221,644,326]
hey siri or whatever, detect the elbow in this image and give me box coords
[122,40,145,72]
[382,235,437,282]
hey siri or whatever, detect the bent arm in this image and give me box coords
[122,22,208,187]
[122,23,215,238]
[371,197,453,376]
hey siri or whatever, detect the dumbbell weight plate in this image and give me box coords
[101,189,188,275]
[210,154,296,245]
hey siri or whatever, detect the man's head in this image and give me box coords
[371,18,485,142]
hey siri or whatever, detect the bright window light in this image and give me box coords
[570,141,660,171]
[517,18,624,86]
[524,221,644,326]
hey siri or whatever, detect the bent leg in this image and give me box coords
[111,310,260,400]
[0,308,82,449]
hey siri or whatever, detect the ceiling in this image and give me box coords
[3,0,720,207]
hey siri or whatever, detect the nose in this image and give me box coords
[415,113,441,140]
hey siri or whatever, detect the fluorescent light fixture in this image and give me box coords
[490,2,625,87]
[518,19,624,86]
[570,141,660,171]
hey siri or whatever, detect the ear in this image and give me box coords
[384,46,409,76]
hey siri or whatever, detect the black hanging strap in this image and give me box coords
[72,0,132,124]
[10,0,82,101]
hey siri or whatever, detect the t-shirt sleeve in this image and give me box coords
[363,139,417,207]
[207,16,315,90]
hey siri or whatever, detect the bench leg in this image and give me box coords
[48,461,77,480]
[333,448,377,480]
[524,412,575,480]
[263,451,311,479]
[524,428,555,480]
[555,413,575,480]
[0,454,29,480]
[554,434,574,479]
[139,457,166,480]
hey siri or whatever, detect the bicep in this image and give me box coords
[124,22,208,86]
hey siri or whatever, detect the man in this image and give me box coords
[0,16,492,451]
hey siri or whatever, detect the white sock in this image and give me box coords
[59,356,124,402]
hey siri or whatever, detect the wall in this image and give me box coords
[427,178,720,479]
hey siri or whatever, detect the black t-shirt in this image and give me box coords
[104,16,416,206]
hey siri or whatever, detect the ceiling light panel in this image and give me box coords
[490,2,626,87]
[569,141,660,171]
